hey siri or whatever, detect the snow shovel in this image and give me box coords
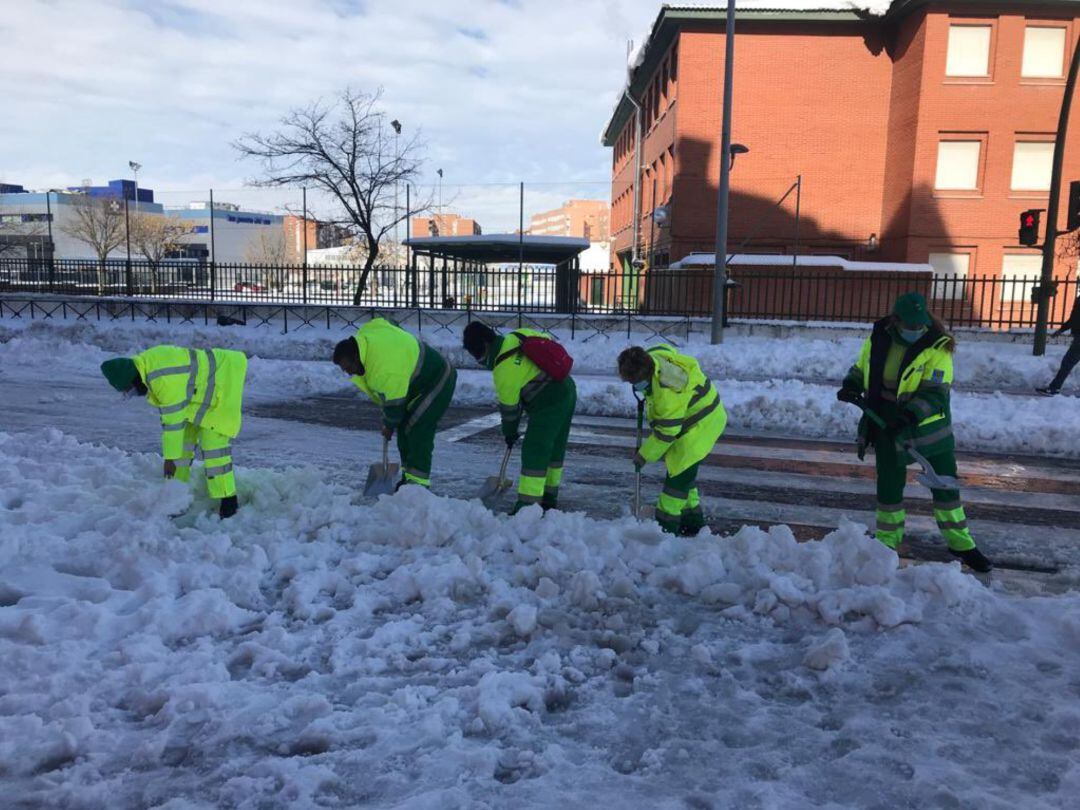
[852,398,960,492]
[477,444,513,504]
[363,436,399,497]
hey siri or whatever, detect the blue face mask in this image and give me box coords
[900,326,928,344]
[632,380,649,394]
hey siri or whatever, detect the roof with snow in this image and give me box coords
[602,0,1080,146]
[403,234,590,264]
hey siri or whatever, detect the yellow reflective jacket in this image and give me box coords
[348,318,424,429]
[842,318,955,458]
[133,345,248,460]
[484,328,555,438]
[636,344,727,475]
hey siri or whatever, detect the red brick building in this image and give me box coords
[603,1,1080,296]
[410,213,482,237]
[529,199,611,241]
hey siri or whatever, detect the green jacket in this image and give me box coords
[349,318,448,431]
[133,344,248,459]
[484,329,560,440]
[842,318,955,459]
[635,344,727,476]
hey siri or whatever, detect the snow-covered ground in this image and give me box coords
[3,317,1078,458]
[2,316,1079,808]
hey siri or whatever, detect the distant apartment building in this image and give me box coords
[529,199,610,242]
[283,214,319,260]
[410,213,482,237]
[603,0,1080,291]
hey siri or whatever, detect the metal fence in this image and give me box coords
[0,258,1075,330]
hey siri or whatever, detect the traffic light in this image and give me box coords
[1068,181,1080,232]
[1019,209,1041,246]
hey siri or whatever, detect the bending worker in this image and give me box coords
[100,344,248,518]
[617,344,726,535]
[463,321,576,513]
[333,317,456,489]
[837,292,992,572]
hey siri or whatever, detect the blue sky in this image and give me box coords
[1,0,662,229]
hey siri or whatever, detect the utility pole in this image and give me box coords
[1034,37,1080,356]
[128,161,141,215]
[392,119,402,265]
[710,0,736,344]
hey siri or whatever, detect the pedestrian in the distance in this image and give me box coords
[617,344,726,536]
[333,317,457,489]
[463,321,576,513]
[837,292,992,572]
[100,345,248,518]
[1037,295,1079,396]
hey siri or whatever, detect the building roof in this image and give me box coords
[602,0,1080,145]
[403,234,590,264]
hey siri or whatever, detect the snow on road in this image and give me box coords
[2,316,1080,808]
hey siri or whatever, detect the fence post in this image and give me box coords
[302,186,309,305]
[209,188,217,302]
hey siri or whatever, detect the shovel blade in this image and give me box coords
[478,476,511,503]
[364,462,399,496]
[916,471,960,491]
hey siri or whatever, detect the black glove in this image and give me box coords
[505,433,518,449]
[836,387,861,405]
[886,410,918,434]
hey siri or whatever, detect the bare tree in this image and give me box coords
[244,229,291,265]
[131,213,189,293]
[0,201,48,259]
[234,87,430,304]
[61,196,125,293]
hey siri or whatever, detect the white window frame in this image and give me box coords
[935,140,982,191]
[946,24,992,77]
[1011,141,1055,191]
[1022,26,1068,79]
[929,252,971,301]
[1000,254,1043,301]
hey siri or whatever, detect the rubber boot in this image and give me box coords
[950,546,993,573]
[219,495,239,519]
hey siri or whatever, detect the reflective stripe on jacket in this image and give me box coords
[349,318,424,430]
[133,344,247,459]
[637,344,727,476]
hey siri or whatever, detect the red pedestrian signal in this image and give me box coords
[1019,209,1041,246]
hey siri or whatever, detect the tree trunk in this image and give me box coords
[96,258,106,296]
[150,263,159,295]
[352,253,378,306]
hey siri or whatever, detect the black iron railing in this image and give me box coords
[0,258,1075,330]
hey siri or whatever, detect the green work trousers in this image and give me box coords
[514,377,576,511]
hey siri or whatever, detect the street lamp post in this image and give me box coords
[391,119,401,266]
[710,0,737,345]
[128,161,141,215]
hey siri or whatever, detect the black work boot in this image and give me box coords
[1036,386,1060,397]
[950,547,993,573]
[219,495,239,519]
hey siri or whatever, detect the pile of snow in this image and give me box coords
[2,428,1078,806]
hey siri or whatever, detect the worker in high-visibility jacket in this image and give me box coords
[100,345,248,518]
[333,317,457,489]
[463,321,576,513]
[617,344,726,535]
[838,292,992,572]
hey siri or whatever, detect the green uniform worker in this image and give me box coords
[333,318,457,488]
[463,322,576,512]
[617,345,727,535]
[838,292,992,572]
[100,345,248,518]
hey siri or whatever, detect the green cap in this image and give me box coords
[100,358,139,392]
[893,292,931,327]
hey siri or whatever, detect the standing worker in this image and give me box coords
[100,345,248,518]
[1036,295,1079,396]
[617,344,726,536]
[463,322,576,513]
[837,292,992,572]
[333,317,456,489]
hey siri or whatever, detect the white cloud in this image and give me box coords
[0,0,659,230]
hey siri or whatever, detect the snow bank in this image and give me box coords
[3,428,1079,806]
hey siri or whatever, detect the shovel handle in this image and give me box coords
[498,443,512,480]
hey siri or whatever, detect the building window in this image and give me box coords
[1001,254,1043,301]
[1011,141,1054,191]
[929,252,971,300]
[1022,26,1067,78]
[945,24,992,77]
[935,140,982,190]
